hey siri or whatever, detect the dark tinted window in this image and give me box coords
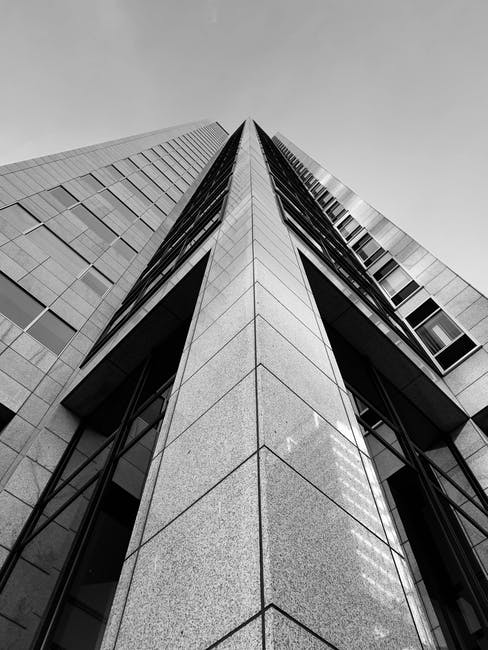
[0,203,39,232]
[81,174,104,192]
[0,273,44,328]
[48,186,78,209]
[28,310,75,354]
[112,239,136,261]
[71,204,116,244]
[80,268,111,296]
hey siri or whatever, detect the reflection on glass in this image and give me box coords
[28,310,75,354]
[71,204,116,244]
[48,186,78,209]
[0,203,39,232]
[27,226,88,276]
[0,272,44,328]
[80,268,112,297]
[417,312,461,354]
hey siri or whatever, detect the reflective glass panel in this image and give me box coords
[355,235,381,263]
[48,186,78,209]
[71,204,116,244]
[112,239,136,261]
[0,273,44,328]
[417,311,462,354]
[100,191,137,225]
[27,226,88,276]
[80,268,111,296]
[81,174,104,192]
[105,165,124,182]
[27,310,75,354]
[337,216,361,240]
[379,266,410,297]
[121,179,152,208]
[0,203,39,232]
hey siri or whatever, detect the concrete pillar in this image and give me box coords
[101,121,426,649]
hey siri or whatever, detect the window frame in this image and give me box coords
[0,272,76,354]
[406,299,478,371]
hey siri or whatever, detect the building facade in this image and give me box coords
[0,118,487,649]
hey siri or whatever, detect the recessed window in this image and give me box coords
[0,203,39,233]
[28,310,75,354]
[100,191,137,225]
[0,273,44,328]
[112,239,137,261]
[142,149,159,162]
[417,311,461,354]
[406,299,476,370]
[0,274,76,354]
[27,226,89,276]
[48,186,78,209]
[121,179,152,208]
[140,172,165,195]
[81,174,104,193]
[374,260,419,306]
[80,268,112,297]
[104,165,124,182]
[123,159,139,174]
[337,215,362,241]
[71,204,116,244]
[352,234,384,266]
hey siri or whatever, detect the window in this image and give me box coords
[71,204,116,244]
[104,165,124,182]
[81,174,104,193]
[100,190,137,225]
[0,273,44,327]
[122,158,139,174]
[417,311,461,354]
[112,238,137,261]
[352,234,384,266]
[374,260,419,306]
[337,215,362,241]
[26,226,89,276]
[80,268,112,297]
[28,311,75,354]
[406,299,476,370]
[0,273,76,353]
[0,203,39,233]
[48,186,78,209]
[121,179,152,208]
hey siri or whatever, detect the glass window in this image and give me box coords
[71,204,116,244]
[416,311,462,354]
[100,191,137,225]
[121,179,152,208]
[142,149,159,162]
[123,159,139,174]
[27,226,88,276]
[48,186,78,209]
[140,172,164,196]
[0,203,39,232]
[104,165,124,182]
[81,174,104,193]
[0,273,44,328]
[27,310,75,354]
[379,266,410,297]
[112,239,136,261]
[80,268,112,297]
[337,216,362,241]
[353,234,384,266]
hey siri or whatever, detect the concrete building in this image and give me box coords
[0,118,487,649]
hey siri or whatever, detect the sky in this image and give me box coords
[1,0,487,294]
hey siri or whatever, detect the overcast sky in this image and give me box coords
[1,0,487,294]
